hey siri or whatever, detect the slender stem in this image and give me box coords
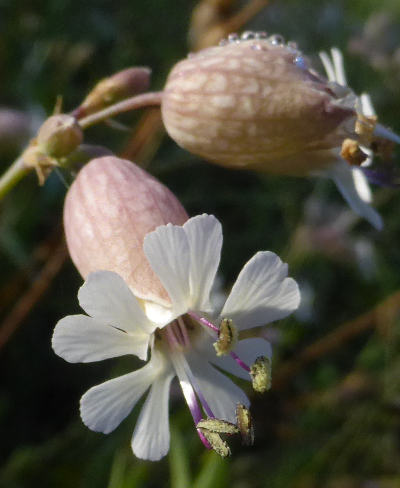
[0,157,30,200]
[230,351,251,372]
[188,311,219,333]
[78,91,164,130]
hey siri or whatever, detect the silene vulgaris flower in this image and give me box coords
[161,32,400,229]
[52,214,300,461]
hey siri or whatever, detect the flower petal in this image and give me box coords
[183,214,222,312]
[80,360,160,434]
[78,271,156,334]
[143,223,190,316]
[52,314,150,362]
[329,162,383,230]
[221,251,300,330]
[210,338,272,381]
[188,352,249,423]
[131,371,174,461]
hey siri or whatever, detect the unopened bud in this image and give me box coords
[236,403,254,446]
[77,67,151,117]
[250,356,272,393]
[213,317,238,356]
[63,156,188,305]
[37,114,83,158]
[162,33,355,175]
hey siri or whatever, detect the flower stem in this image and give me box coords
[78,91,164,129]
[0,156,30,200]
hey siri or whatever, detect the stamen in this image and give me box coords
[188,311,219,333]
[164,324,180,348]
[236,404,254,446]
[169,352,212,450]
[213,318,238,356]
[177,316,191,348]
[250,356,272,393]
[170,350,215,420]
[230,351,251,373]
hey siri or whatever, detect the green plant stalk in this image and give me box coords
[0,156,30,200]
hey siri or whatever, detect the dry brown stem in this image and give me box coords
[0,240,67,350]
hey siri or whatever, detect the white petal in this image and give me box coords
[52,314,150,362]
[131,372,174,461]
[80,360,159,434]
[319,51,336,82]
[221,252,300,330]
[373,123,400,145]
[143,223,190,316]
[188,352,249,423]
[331,48,347,86]
[329,162,383,230]
[210,338,272,381]
[78,271,156,334]
[183,214,222,312]
[359,93,376,117]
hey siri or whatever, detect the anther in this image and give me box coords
[213,318,238,356]
[197,418,239,458]
[250,356,272,393]
[236,403,254,446]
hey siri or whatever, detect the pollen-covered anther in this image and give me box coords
[236,403,254,446]
[198,430,231,457]
[250,356,272,393]
[197,418,239,458]
[341,138,368,166]
[213,318,238,356]
[197,418,239,435]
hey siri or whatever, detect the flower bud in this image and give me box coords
[77,67,151,117]
[37,114,83,158]
[64,156,188,305]
[161,33,356,175]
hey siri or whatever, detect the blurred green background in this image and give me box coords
[1,1,400,487]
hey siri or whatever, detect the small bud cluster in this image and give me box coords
[23,114,83,184]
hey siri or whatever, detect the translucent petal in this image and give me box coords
[329,162,383,230]
[143,224,190,316]
[131,372,174,461]
[188,352,249,424]
[183,214,222,312]
[78,271,156,334]
[52,314,150,362]
[210,338,272,381]
[221,252,300,330]
[80,360,159,434]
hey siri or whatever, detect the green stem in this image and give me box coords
[78,91,164,129]
[0,157,30,200]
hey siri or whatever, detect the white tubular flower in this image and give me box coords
[318,48,400,230]
[52,214,300,461]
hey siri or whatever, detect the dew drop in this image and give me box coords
[268,34,285,46]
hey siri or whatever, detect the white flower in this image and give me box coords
[52,214,300,461]
[318,48,400,230]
